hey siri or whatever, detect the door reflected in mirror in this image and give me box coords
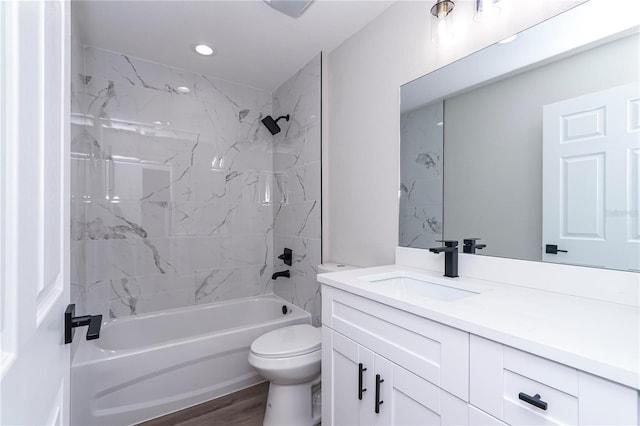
[399,8,639,272]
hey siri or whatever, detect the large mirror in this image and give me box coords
[400,2,640,272]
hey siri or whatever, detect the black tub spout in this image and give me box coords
[272,270,290,280]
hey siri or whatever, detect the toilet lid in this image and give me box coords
[251,324,321,358]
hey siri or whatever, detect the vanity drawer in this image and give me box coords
[503,369,578,424]
[470,335,639,425]
[322,286,469,401]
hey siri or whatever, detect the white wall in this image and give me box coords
[325,0,585,267]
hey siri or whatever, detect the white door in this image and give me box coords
[1,0,70,424]
[542,82,640,271]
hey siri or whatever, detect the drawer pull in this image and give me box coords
[518,392,548,410]
[358,363,367,400]
[375,374,384,413]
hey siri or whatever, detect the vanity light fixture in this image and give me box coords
[474,0,502,22]
[194,44,216,56]
[430,0,455,44]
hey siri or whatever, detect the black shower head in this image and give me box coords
[261,114,290,135]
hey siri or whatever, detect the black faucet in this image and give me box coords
[463,238,486,254]
[272,270,290,280]
[429,240,459,278]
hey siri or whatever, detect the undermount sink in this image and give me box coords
[359,272,480,302]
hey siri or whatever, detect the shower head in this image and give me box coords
[261,114,290,135]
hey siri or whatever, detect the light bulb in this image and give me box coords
[194,44,215,56]
[474,0,501,22]
[430,0,455,44]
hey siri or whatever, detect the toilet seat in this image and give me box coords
[251,324,321,358]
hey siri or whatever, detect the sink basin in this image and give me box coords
[359,272,480,301]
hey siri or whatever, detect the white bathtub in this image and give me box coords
[71,294,311,426]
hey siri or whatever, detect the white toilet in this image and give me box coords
[248,323,322,426]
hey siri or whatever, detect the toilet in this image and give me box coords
[248,324,322,426]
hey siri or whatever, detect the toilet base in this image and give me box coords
[263,376,321,426]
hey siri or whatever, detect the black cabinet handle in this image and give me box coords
[518,392,548,410]
[375,374,384,413]
[358,363,367,400]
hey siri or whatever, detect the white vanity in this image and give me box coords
[319,249,639,425]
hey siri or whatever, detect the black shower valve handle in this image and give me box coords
[278,248,292,266]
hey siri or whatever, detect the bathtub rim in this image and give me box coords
[72,293,311,365]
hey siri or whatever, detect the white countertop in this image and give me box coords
[318,264,640,390]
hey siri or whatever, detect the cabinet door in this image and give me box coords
[374,356,468,426]
[330,330,376,425]
[331,331,361,426]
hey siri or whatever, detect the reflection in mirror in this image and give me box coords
[399,6,640,272]
[400,101,443,249]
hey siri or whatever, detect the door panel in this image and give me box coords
[630,149,640,241]
[543,82,640,271]
[561,154,604,238]
[0,1,70,424]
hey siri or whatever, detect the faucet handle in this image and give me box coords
[436,240,458,247]
[463,238,486,254]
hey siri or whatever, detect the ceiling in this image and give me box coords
[73,0,395,91]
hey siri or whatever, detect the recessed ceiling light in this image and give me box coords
[176,86,190,93]
[194,44,216,56]
[498,34,518,44]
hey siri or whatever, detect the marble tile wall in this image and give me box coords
[272,54,323,326]
[71,47,276,319]
[399,102,444,249]
[69,6,85,313]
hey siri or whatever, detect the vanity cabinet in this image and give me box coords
[327,329,468,425]
[321,285,639,426]
[322,286,470,425]
[470,335,639,425]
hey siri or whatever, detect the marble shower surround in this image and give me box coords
[399,102,444,249]
[272,54,322,326]
[71,47,276,319]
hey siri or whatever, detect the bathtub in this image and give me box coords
[71,294,311,426]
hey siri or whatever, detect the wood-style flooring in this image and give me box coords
[138,382,269,426]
